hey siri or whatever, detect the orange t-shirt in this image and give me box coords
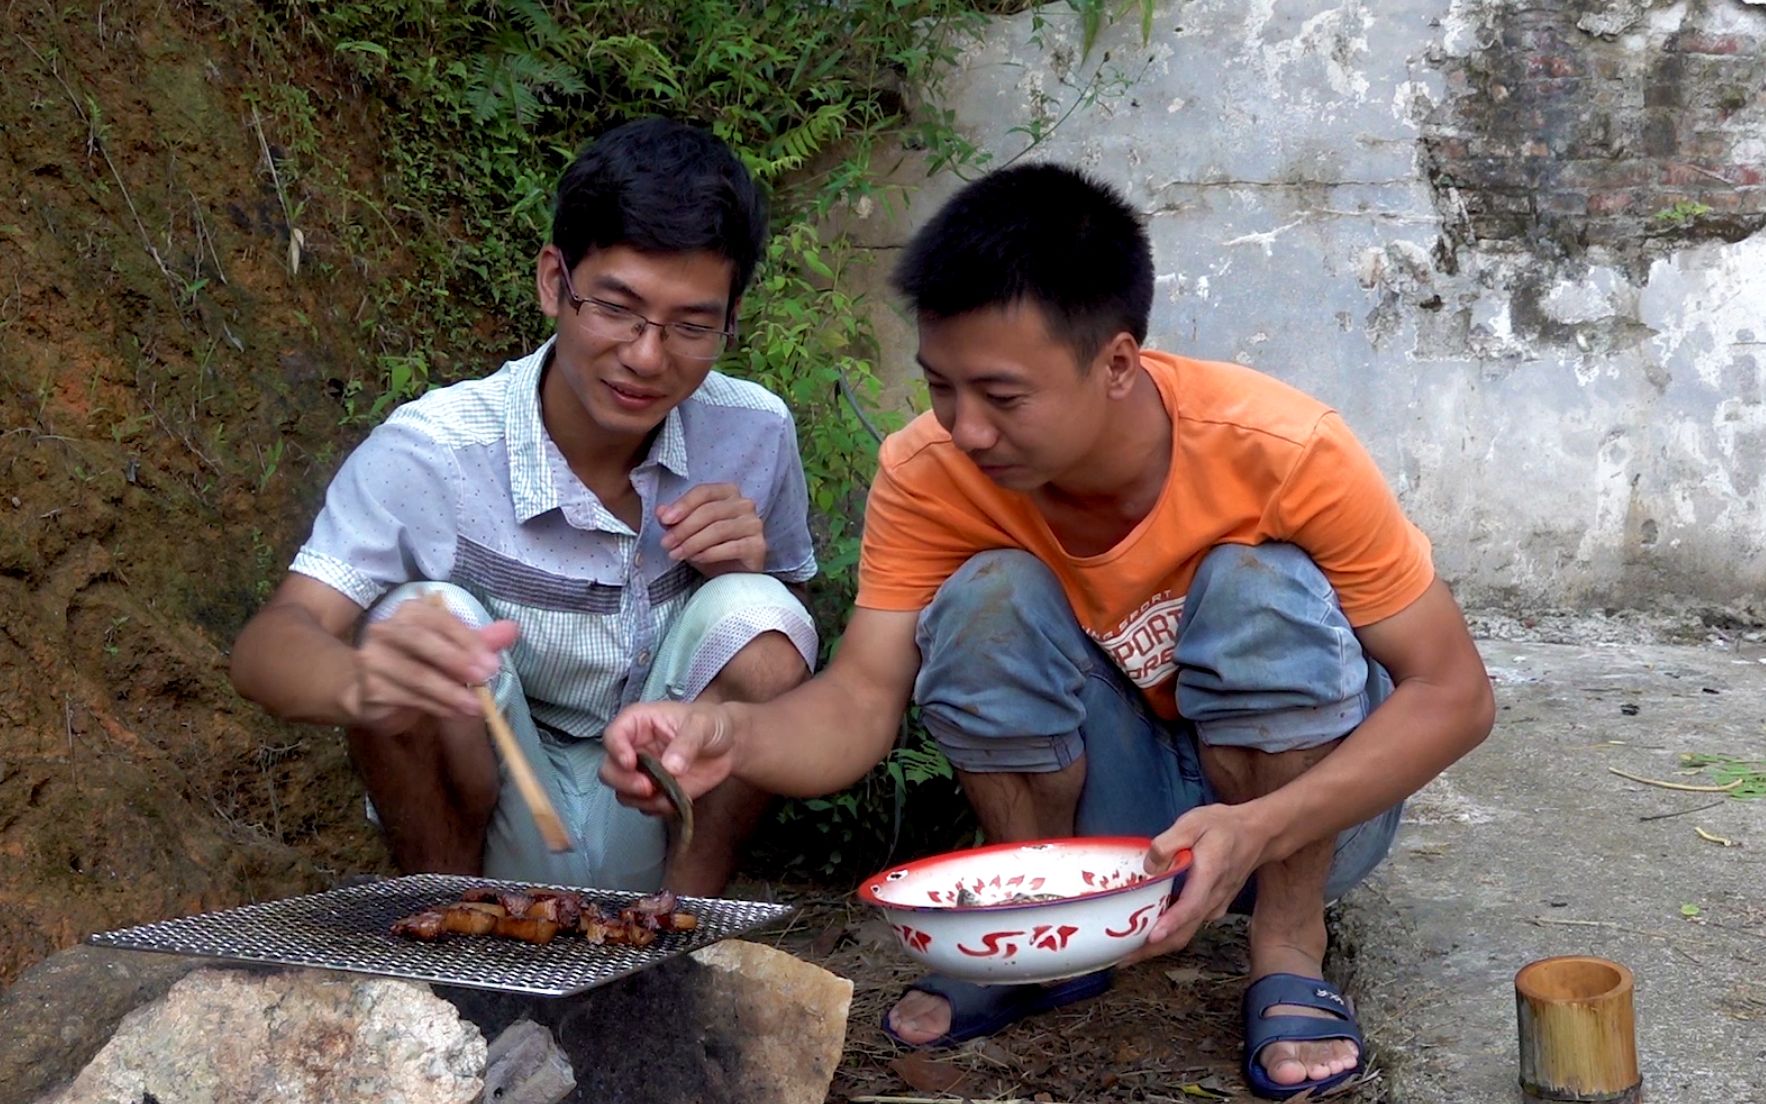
[856,350,1435,719]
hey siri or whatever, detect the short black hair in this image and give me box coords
[891,162,1154,361]
[551,118,768,313]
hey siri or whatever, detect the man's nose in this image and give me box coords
[947,395,997,453]
[622,323,669,375]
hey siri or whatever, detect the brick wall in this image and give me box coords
[1425,2,1766,260]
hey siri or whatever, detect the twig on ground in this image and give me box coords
[1639,800,1726,821]
[1528,915,1675,942]
[249,105,302,274]
[1608,767,1745,793]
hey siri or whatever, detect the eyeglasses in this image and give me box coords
[558,264,734,361]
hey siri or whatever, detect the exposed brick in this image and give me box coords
[1525,52,1582,78]
[1586,190,1636,216]
[1641,111,1684,157]
[1684,132,1740,160]
[1474,192,1536,216]
[1428,3,1766,255]
[1662,162,1731,187]
[1692,191,1766,215]
[1430,136,1470,160]
[1555,159,1660,189]
[1670,33,1750,56]
[1519,77,1588,102]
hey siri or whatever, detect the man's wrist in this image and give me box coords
[1237,795,1291,867]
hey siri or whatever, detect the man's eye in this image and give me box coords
[987,394,1025,408]
[672,323,717,339]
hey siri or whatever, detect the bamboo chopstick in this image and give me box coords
[423,593,573,853]
[473,683,574,853]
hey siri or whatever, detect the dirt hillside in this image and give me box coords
[0,1,421,983]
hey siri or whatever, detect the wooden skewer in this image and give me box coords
[423,592,573,853]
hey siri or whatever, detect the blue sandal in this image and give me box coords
[1242,973,1366,1100]
[881,969,1113,1048]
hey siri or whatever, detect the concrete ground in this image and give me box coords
[1340,637,1766,1103]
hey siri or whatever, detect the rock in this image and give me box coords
[41,967,485,1104]
[438,939,852,1104]
[688,939,852,1104]
[8,940,849,1104]
[481,1020,574,1104]
[0,945,204,1104]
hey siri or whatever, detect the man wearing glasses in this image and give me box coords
[230,119,818,895]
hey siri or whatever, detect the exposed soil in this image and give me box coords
[1,0,397,985]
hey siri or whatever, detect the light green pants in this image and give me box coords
[371,574,815,890]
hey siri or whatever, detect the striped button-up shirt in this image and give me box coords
[290,338,817,739]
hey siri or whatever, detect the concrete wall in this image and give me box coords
[845,0,1766,616]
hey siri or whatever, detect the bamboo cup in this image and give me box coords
[1514,956,1641,1103]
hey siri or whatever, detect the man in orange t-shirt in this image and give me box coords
[601,164,1494,1100]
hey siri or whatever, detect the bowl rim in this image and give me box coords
[856,835,1192,915]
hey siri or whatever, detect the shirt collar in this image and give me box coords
[505,338,694,524]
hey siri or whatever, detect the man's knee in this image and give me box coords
[366,580,493,631]
[917,549,1068,657]
[1177,543,1374,752]
[708,628,810,703]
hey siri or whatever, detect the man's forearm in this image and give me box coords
[721,666,905,797]
[230,605,362,727]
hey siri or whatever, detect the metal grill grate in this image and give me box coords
[87,874,795,997]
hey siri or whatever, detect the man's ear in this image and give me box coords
[1097,331,1142,397]
[725,296,742,335]
[536,245,564,321]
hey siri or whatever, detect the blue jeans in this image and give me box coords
[912,545,1401,907]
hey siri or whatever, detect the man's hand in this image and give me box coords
[348,598,519,736]
[1121,803,1274,965]
[601,700,739,815]
[658,483,765,575]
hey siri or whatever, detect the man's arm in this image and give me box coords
[1134,577,1493,955]
[230,574,514,734]
[231,575,378,726]
[601,606,921,807]
[1237,576,1493,859]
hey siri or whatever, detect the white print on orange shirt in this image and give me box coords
[1091,591,1186,690]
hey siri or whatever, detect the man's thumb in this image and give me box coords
[1145,816,1201,875]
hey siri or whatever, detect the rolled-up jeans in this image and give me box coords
[912,544,1401,910]
[364,574,816,891]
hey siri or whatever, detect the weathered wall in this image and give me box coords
[850,0,1766,617]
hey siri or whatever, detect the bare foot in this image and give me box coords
[1249,943,1361,1088]
[885,989,952,1045]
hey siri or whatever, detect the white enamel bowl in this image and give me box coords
[857,836,1191,984]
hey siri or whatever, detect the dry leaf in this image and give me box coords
[810,921,847,957]
[888,1051,968,1094]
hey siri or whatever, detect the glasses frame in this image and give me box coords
[557,262,736,361]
